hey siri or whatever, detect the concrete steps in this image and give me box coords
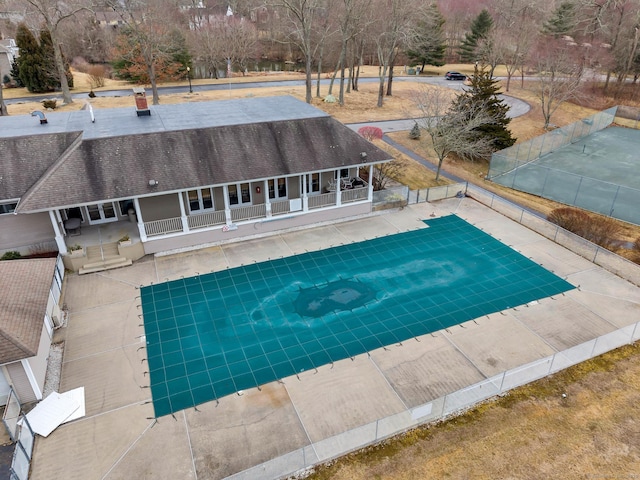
[79,256,132,275]
[79,242,132,275]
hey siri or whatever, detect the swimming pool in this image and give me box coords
[141,215,574,417]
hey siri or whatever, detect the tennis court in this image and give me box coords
[141,214,574,417]
[490,126,640,225]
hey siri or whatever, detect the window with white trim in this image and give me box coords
[268,177,287,200]
[305,173,320,194]
[228,183,251,206]
[0,201,18,214]
[187,188,214,212]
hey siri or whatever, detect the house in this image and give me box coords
[0,38,18,83]
[0,257,64,406]
[0,95,393,273]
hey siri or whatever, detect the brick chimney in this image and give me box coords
[133,87,150,116]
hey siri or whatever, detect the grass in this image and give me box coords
[301,343,640,480]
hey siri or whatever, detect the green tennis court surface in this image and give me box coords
[141,215,574,417]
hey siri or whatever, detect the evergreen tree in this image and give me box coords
[406,3,446,70]
[449,64,516,155]
[14,23,73,93]
[459,9,493,63]
[15,23,47,93]
[542,2,577,38]
[10,62,23,87]
[39,29,74,90]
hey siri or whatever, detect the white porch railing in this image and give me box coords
[231,204,267,222]
[308,192,336,209]
[341,186,368,203]
[188,210,226,229]
[144,217,183,237]
[271,199,291,215]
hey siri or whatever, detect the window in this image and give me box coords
[305,173,320,194]
[0,201,18,215]
[268,177,287,199]
[119,199,134,216]
[187,188,214,212]
[228,183,251,206]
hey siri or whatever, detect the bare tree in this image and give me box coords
[24,0,91,104]
[413,86,497,181]
[107,0,185,105]
[529,36,585,129]
[492,0,545,91]
[371,0,414,107]
[269,0,327,103]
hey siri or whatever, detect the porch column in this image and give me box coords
[177,192,190,233]
[336,171,342,207]
[133,198,148,242]
[21,359,42,400]
[49,210,67,255]
[367,165,374,202]
[222,185,232,224]
[264,180,272,218]
[302,175,309,212]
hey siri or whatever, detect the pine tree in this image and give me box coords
[459,9,493,63]
[14,23,73,93]
[409,122,421,140]
[449,64,516,155]
[542,2,577,38]
[406,3,446,70]
[15,23,47,93]
[39,29,74,90]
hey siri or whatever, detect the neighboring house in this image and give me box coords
[0,257,64,406]
[0,95,393,273]
[0,38,18,83]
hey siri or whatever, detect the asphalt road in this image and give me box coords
[4,75,529,121]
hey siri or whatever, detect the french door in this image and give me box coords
[85,202,118,224]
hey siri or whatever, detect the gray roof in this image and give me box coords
[0,258,56,364]
[2,96,392,213]
[0,95,328,140]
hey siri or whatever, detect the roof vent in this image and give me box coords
[133,87,151,117]
[31,110,48,124]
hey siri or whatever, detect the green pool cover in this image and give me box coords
[141,215,574,417]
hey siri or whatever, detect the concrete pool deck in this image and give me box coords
[30,197,640,479]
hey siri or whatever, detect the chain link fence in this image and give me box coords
[487,106,618,180]
[227,184,640,480]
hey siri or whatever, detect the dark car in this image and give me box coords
[445,71,467,81]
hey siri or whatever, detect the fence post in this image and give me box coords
[416,189,420,204]
[609,185,620,216]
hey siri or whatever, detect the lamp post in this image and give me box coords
[186,66,192,93]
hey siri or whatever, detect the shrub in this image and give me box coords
[42,99,57,110]
[547,207,622,249]
[358,126,384,141]
[409,123,421,140]
[583,216,623,250]
[633,237,640,264]
[1,251,21,260]
[87,64,106,89]
[547,208,590,236]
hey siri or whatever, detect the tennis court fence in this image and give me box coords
[487,106,618,180]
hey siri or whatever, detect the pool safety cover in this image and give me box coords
[141,215,574,417]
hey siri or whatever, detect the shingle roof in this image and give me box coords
[0,132,80,200]
[10,98,391,213]
[0,258,56,364]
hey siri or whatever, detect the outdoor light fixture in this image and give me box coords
[186,66,192,93]
[148,180,159,186]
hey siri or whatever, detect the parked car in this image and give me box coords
[445,71,467,81]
